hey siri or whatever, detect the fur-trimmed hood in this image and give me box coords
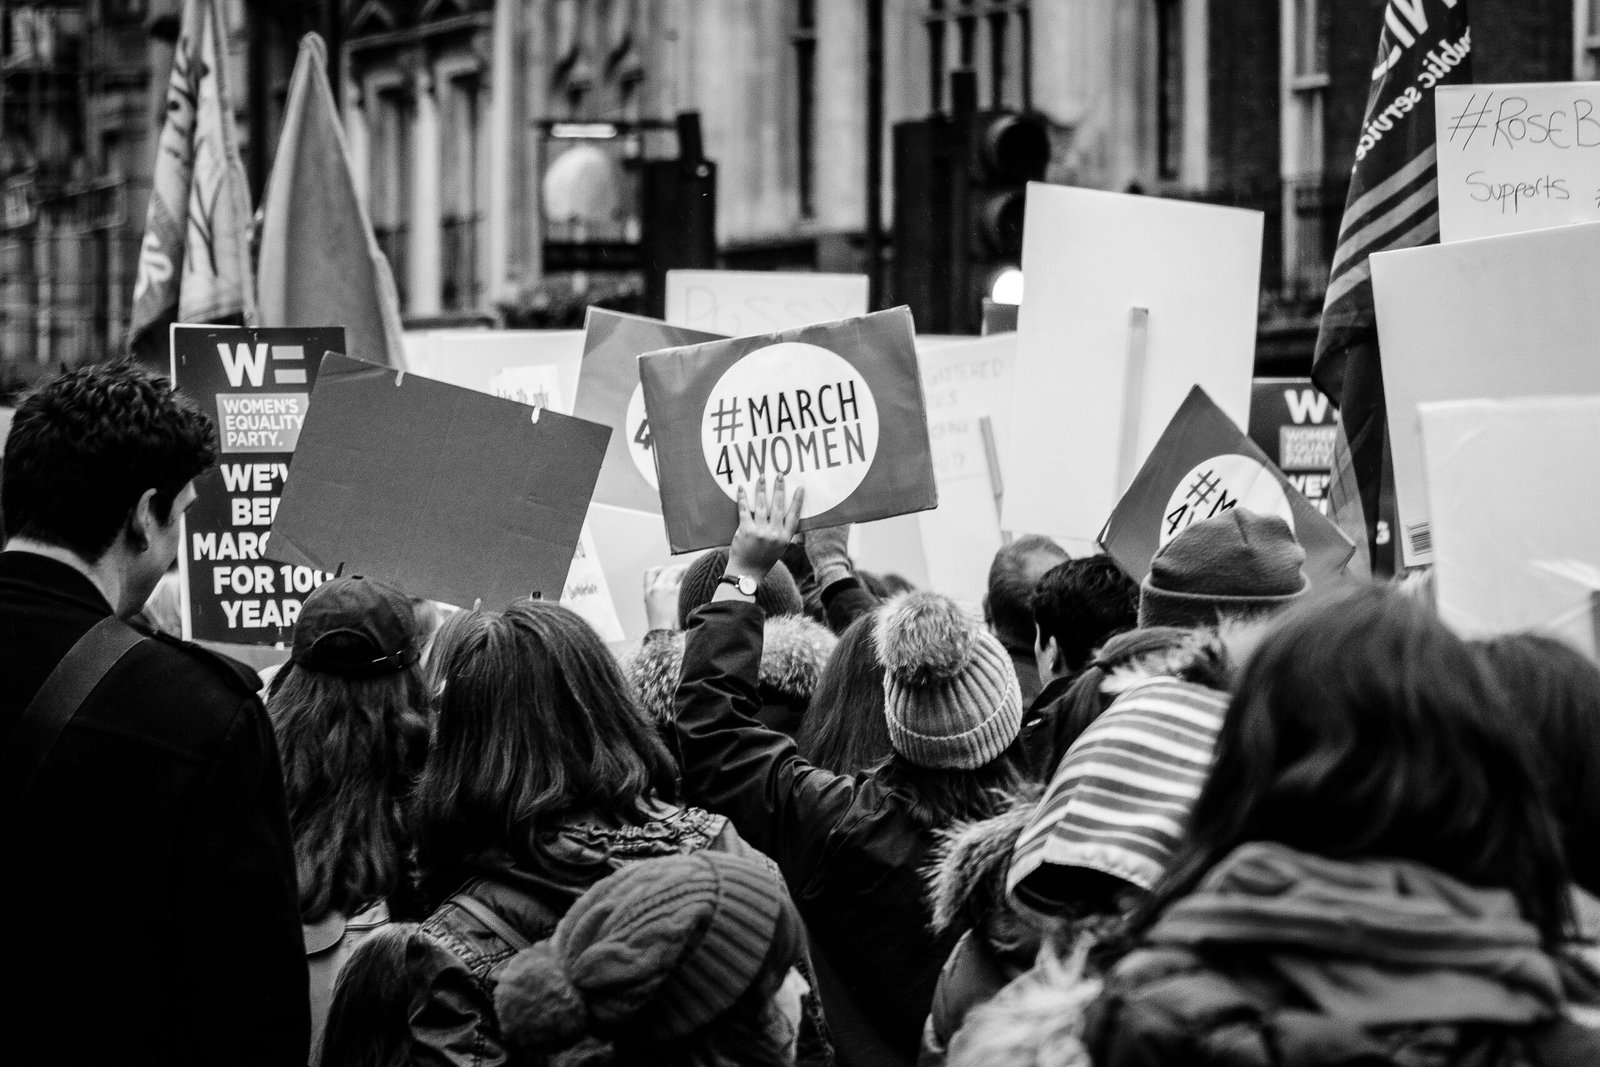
[925,800,1038,938]
[1097,629,1232,699]
[624,614,837,726]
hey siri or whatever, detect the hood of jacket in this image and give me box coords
[1097,627,1232,699]
[1143,841,1564,1028]
[626,614,837,724]
[924,795,1043,970]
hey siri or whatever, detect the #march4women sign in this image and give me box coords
[640,307,938,553]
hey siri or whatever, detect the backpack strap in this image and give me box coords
[450,893,535,953]
[1,616,146,816]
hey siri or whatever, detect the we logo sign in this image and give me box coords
[218,343,309,388]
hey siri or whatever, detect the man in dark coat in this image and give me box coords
[0,365,308,1066]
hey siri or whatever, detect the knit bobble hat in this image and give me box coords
[494,853,805,1055]
[1138,509,1310,631]
[677,549,805,630]
[876,592,1023,771]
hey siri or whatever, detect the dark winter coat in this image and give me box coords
[1082,842,1600,1067]
[627,613,837,737]
[400,800,762,1067]
[918,802,1042,1067]
[672,599,963,1067]
[0,552,308,1067]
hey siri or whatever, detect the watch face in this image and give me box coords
[737,575,758,596]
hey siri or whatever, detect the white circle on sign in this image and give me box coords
[700,341,880,518]
[1160,454,1295,548]
[625,383,659,489]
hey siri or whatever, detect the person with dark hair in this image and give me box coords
[1477,633,1600,900]
[795,612,893,775]
[398,599,768,1064]
[1029,555,1139,686]
[984,535,1071,705]
[1018,556,1140,774]
[672,475,1030,1067]
[1076,585,1600,1064]
[628,554,836,737]
[0,364,307,1066]
[319,922,424,1067]
[268,576,431,1057]
[493,852,810,1066]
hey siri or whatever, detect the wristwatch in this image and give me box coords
[718,573,759,597]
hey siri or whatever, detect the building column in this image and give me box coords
[344,82,371,210]
[408,66,442,316]
[485,0,518,304]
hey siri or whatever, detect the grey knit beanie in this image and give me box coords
[1139,508,1309,630]
[875,592,1023,770]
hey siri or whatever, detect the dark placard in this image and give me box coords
[640,307,938,554]
[1102,385,1356,588]
[1248,377,1338,516]
[268,353,610,610]
[171,324,344,644]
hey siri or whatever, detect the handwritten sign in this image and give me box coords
[403,330,584,412]
[665,270,868,336]
[1435,82,1600,242]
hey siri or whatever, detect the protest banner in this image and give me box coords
[402,330,585,412]
[269,353,610,611]
[1420,395,1600,659]
[573,310,724,513]
[640,307,937,554]
[1434,82,1600,243]
[1248,378,1338,516]
[1371,220,1600,567]
[171,324,342,643]
[1100,386,1356,589]
[1001,185,1262,542]
[665,270,869,336]
[587,502,705,643]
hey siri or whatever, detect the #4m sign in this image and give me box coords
[641,307,937,553]
[171,324,344,644]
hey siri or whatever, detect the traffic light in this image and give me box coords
[959,110,1049,332]
[890,97,1049,335]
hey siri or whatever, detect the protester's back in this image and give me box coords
[0,365,307,1065]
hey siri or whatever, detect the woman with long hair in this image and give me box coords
[672,475,1031,1067]
[794,612,892,775]
[1077,585,1600,1065]
[399,598,764,1065]
[266,576,430,1058]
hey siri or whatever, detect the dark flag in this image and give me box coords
[1313,0,1472,573]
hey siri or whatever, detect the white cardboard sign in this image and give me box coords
[1000,185,1262,542]
[664,270,869,336]
[402,330,584,413]
[1435,82,1600,243]
[1420,395,1600,660]
[1370,220,1600,567]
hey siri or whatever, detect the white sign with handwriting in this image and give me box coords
[665,270,868,336]
[1435,82,1600,242]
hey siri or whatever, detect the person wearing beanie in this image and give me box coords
[670,473,1031,1067]
[628,555,837,738]
[494,853,810,1066]
[1137,508,1309,630]
[266,575,432,1060]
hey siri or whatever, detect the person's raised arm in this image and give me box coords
[672,474,857,875]
[804,523,882,633]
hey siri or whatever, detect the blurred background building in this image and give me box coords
[0,0,1585,381]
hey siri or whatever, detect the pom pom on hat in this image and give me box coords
[876,592,1023,771]
[495,942,590,1053]
[876,592,980,685]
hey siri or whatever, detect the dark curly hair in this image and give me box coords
[1030,554,1139,675]
[3,363,216,560]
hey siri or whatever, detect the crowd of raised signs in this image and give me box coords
[7,362,1600,1067]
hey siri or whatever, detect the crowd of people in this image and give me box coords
[6,362,1600,1067]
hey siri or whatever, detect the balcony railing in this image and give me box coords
[441,213,481,312]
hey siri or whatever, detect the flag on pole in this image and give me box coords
[128,0,258,368]
[257,34,405,369]
[1312,1,1472,574]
